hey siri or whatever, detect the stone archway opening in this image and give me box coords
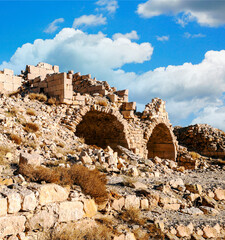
[75,110,129,153]
[147,123,176,160]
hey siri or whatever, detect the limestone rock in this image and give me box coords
[0,216,26,238]
[112,197,125,211]
[20,189,37,211]
[124,195,140,210]
[214,189,225,200]
[83,199,97,218]
[0,196,7,216]
[58,201,84,222]
[19,152,42,166]
[38,184,69,205]
[27,209,55,230]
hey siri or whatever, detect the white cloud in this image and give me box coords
[0,28,152,76]
[192,105,225,130]
[156,35,169,42]
[112,31,139,40]
[73,14,106,28]
[44,18,64,33]
[1,28,225,130]
[137,0,225,27]
[184,32,206,39]
[96,0,118,14]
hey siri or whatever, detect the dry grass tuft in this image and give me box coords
[28,93,47,102]
[10,133,22,145]
[120,208,146,225]
[0,145,11,164]
[24,122,40,133]
[95,98,108,107]
[47,97,56,105]
[50,222,113,240]
[19,164,108,204]
[26,108,36,116]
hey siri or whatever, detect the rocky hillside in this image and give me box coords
[0,94,225,240]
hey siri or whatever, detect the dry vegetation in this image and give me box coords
[120,208,146,225]
[10,133,22,145]
[24,122,40,133]
[19,164,108,204]
[47,97,57,105]
[26,108,36,116]
[28,93,47,102]
[49,222,114,240]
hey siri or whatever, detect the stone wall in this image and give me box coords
[0,62,178,160]
[174,124,225,159]
[0,69,22,93]
[0,183,98,239]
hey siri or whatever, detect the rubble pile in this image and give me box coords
[174,124,225,159]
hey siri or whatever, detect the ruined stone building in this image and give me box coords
[0,63,178,160]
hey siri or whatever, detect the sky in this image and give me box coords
[1,0,225,130]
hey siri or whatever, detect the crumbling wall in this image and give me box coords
[174,124,225,159]
[0,69,22,93]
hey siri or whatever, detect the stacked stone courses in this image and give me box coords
[0,62,178,160]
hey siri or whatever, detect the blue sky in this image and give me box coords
[1,0,225,129]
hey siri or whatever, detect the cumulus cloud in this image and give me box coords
[44,18,64,33]
[156,35,169,42]
[137,0,225,27]
[96,0,118,14]
[73,14,106,28]
[184,32,206,39]
[0,28,152,76]
[1,28,225,130]
[112,31,139,40]
[192,105,225,130]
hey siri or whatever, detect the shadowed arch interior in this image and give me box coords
[75,111,129,152]
[147,123,176,160]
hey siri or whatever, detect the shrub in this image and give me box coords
[120,208,146,225]
[26,108,36,116]
[19,164,108,204]
[10,133,22,145]
[50,222,113,240]
[24,122,40,133]
[28,93,47,102]
[47,97,56,105]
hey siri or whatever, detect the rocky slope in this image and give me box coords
[0,94,225,240]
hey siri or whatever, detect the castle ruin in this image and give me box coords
[0,63,178,160]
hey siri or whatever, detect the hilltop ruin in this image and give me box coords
[0,62,178,160]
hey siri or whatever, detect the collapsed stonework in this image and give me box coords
[0,62,178,160]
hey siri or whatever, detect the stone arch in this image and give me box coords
[74,105,130,153]
[146,122,177,160]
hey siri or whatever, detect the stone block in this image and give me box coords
[0,216,26,238]
[112,197,125,211]
[124,195,140,209]
[122,102,136,111]
[3,190,22,214]
[20,189,37,211]
[214,189,225,200]
[27,209,55,230]
[83,199,97,218]
[19,152,42,166]
[38,184,69,205]
[0,196,7,216]
[58,201,84,222]
[121,111,134,119]
[140,198,149,210]
[163,203,180,211]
